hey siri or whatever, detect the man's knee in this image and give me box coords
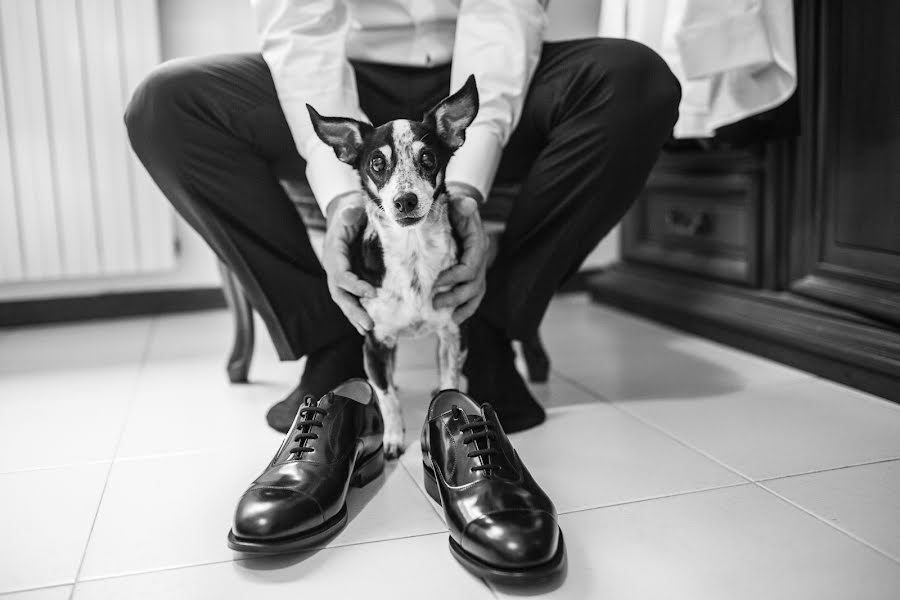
[575,38,682,127]
[618,40,681,121]
[123,58,204,151]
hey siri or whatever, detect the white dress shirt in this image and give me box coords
[251,0,547,213]
[599,0,796,138]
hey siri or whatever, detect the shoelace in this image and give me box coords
[456,408,503,475]
[288,394,329,455]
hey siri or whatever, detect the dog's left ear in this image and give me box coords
[307,105,373,165]
[424,74,479,151]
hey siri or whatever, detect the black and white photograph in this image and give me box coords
[1,0,898,598]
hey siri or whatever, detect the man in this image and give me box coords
[125,0,680,435]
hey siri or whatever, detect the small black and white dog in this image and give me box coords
[308,76,479,458]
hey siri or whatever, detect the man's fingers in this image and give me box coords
[337,271,375,298]
[454,208,483,243]
[458,223,487,263]
[448,196,482,242]
[435,263,477,288]
[452,288,485,324]
[435,230,485,287]
[340,204,365,227]
[435,192,487,288]
[434,280,480,310]
[451,195,479,218]
[334,289,373,332]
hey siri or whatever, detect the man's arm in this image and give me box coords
[252,0,375,332]
[433,0,547,322]
[444,0,548,203]
[250,0,366,213]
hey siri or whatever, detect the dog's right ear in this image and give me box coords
[307,105,373,165]
[424,74,479,151]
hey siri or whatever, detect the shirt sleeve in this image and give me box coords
[445,0,547,202]
[250,0,368,214]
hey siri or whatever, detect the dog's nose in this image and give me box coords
[393,193,418,213]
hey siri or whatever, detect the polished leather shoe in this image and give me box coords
[228,379,384,553]
[422,389,565,582]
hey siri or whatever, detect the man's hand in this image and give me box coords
[324,192,375,336]
[433,189,489,323]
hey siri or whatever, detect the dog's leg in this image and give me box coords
[364,332,404,458]
[437,322,466,391]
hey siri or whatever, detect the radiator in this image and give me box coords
[0,0,175,283]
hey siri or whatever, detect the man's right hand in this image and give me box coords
[323,192,375,336]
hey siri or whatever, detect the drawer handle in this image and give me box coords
[665,208,711,236]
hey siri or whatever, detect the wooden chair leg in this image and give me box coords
[521,333,550,383]
[218,260,255,383]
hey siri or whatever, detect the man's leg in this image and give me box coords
[466,39,682,430]
[124,54,365,429]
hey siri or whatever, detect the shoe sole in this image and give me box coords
[227,447,384,554]
[422,463,566,583]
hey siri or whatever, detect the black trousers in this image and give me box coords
[125,39,680,361]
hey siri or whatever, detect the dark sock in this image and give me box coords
[463,316,546,433]
[265,335,366,433]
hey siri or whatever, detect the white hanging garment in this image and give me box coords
[599,0,797,138]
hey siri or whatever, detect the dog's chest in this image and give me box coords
[361,224,456,339]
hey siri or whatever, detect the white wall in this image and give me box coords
[0,0,616,303]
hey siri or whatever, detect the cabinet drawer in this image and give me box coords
[623,170,761,285]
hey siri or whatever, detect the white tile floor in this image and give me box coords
[2,294,900,599]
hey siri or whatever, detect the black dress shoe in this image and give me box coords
[228,379,384,553]
[422,389,565,583]
[266,335,367,433]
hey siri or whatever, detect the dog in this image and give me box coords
[308,76,479,458]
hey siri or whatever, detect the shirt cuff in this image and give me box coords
[444,126,503,203]
[304,145,362,215]
[676,5,772,80]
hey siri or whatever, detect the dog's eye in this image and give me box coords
[370,155,386,173]
[420,150,435,171]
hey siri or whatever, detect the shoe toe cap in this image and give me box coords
[232,486,323,539]
[461,509,559,568]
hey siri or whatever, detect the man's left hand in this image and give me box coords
[433,190,488,324]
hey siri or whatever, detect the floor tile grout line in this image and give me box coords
[394,459,514,599]
[547,369,613,402]
[110,445,276,465]
[552,366,900,570]
[556,349,900,569]
[554,368,900,485]
[62,358,446,591]
[70,529,450,588]
[0,582,72,598]
[0,459,113,478]
[483,578,501,599]
[755,456,900,483]
[396,453,448,523]
[752,480,900,568]
[556,480,754,517]
[397,418,754,527]
[612,407,757,482]
[68,315,159,599]
[551,369,758,484]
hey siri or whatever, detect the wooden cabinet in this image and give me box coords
[623,150,762,286]
[788,1,900,325]
[587,0,900,402]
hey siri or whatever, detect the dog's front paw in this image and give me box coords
[382,420,406,459]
